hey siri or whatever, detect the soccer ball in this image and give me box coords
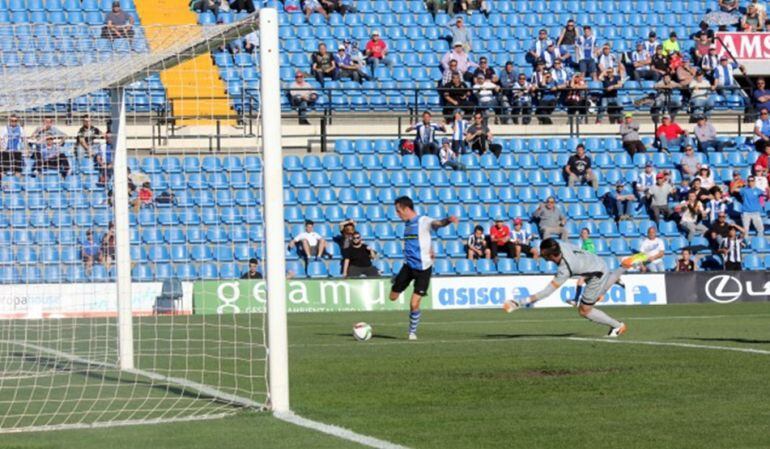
[352,322,373,341]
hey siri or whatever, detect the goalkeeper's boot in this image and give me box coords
[621,253,648,269]
[607,323,628,338]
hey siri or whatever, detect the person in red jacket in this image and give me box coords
[489,218,516,260]
[655,115,688,154]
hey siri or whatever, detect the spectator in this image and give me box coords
[288,220,329,261]
[696,165,715,190]
[471,74,502,121]
[704,186,732,225]
[466,225,491,260]
[700,46,720,78]
[489,218,517,260]
[753,165,769,191]
[534,72,559,124]
[719,0,739,13]
[729,170,746,192]
[689,70,715,118]
[498,62,517,124]
[405,111,446,158]
[364,30,394,77]
[692,31,712,62]
[575,25,598,80]
[76,115,102,159]
[459,0,489,16]
[81,230,100,276]
[336,219,356,249]
[638,226,666,272]
[597,67,624,124]
[741,4,766,31]
[94,129,114,187]
[652,74,682,121]
[530,60,548,87]
[550,58,572,87]
[441,42,478,83]
[30,117,65,145]
[242,30,258,54]
[229,0,255,12]
[675,249,696,272]
[311,43,337,86]
[734,176,766,235]
[580,227,596,253]
[442,73,473,122]
[441,59,461,86]
[447,16,473,52]
[0,114,26,177]
[597,43,623,76]
[288,71,317,125]
[689,177,711,204]
[155,189,174,206]
[655,115,687,153]
[619,113,646,156]
[708,211,743,248]
[438,138,464,170]
[507,73,535,125]
[605,181,635,221]
[755,144,770,173]
[719,226,746,271]
[102,1,134,40]
[473,57,495,81]
[678,144,700,180]
[342,232,380,278]
[643,31,660,56]
[302,0,328,21]
[631,41,656,81]
[674,54,697,87]
[753,107,770,153]
[564,72,588,124]
[241,258,263,279]
[464,112,502,157]
[753,78,770,112]
[511,218,539,261]
[668,51,685,74]
[564,143,598,189]
[541,42,566,70]
[529,29,554,67]
[693,115,730,152]
[100,222,116,272]
[33,135,69,179]
[450,110,470,152]
[132,182,153,213]
[676,190,708,239]
[425,0,455,17]
[344,40,370,81]
[320,0,354,15]
[533,197,568,240]
[661,32,680,56]
[650,45,669,78]
[712,56,746,96]
[555,19,578,63]
[335,45,363,82]
[647,172,675,223]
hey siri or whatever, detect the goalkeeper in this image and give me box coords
[503,238,645,337]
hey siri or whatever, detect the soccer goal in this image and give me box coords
[0,8,288,432]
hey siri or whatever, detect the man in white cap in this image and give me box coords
[364,30,393,78]
[447,16,473,52]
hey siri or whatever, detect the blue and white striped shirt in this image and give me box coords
[631,50,650,70]
[1,125,24,152]
[403,215,435,270]
[715,62,738,87]
[576,34,597,61]
[413,122,443,145]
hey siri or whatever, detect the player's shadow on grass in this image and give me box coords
[681,337,770,345]
[320,333,399,340]
[484,333,576,339]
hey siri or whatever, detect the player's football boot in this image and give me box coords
[607,323,627,338]
[621,253,648,269]
[408,333,418,341]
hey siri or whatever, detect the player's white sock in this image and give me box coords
[584,308,622,329]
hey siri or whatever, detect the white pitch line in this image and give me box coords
[567,337,770,355]
[274,411,411,449]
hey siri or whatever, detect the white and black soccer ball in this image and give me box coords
[352,322,373,342]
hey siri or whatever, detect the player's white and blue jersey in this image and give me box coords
[403,215,434,270]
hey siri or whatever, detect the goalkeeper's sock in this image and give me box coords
[605,267,626,290]
[584,308,622,329]
[408,310,421,335]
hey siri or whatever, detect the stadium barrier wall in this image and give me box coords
[191,274,668,314]
[0,282,194,319]
[665,272,770,305]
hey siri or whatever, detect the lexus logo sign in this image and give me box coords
[704,275,743,303]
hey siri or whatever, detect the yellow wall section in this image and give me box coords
[134,0,234,125]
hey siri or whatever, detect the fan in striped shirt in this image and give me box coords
[719,227,746,271]
[466,225,491,260]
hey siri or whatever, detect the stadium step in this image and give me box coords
[134,0,234,126]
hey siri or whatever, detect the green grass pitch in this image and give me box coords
[1,302,769,449]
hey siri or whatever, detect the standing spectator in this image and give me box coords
[597,43,623,76]
[580,227,596,253]
[734,176,766,235]
[94,129,114,187]
[655,115,687,153]
[33,135,70,179]
[652,74,682,121]
[631,41,656,81]
[459,0,489,16]
[289,71,317,125]
[441,43,478,83]
[689,71,715,118]
[450,110,469,151]
[489,218,516,260]
[647,172,675,223]
[447,16,473,52]
[555,19,578,64]
[335,45,363,82]
[364,31,394,77]
[605,181,635,221]
[441,59,461,86]
[438,138,464,170]
[241,258,263,279]
[678,144,700,180]
[619,113,646,156]
[644,31,660,57]
[533,197,568,240]
[466,225,491,260]
[704,187,732,225]
[100,222,116,272]
[336,219,356,250]
[471,74,502,121]
[302,0,328,21]
[712,56,746,96]
[498,62,518,124]
[661,32,680,56]
[677,190,708,239]
[342,232,380,278]
[288,220,329,261]
[564,144,598,189]
[465,112,501,157]
[564,72,588,124]
[511,218,539,261]
[425,0,454,17]
[81,230,100,276]
[508,74,535,124]
[529,29,554,67]
[693,115,729,152]
[752,78,770,113]
[311,43,337,86]
[405,111,446,158]
[675,249,696,272]
[442,73,473,122]
[692,31,712,63]
[76,115,102,158]
[575,25,598,80]
[534,72,559,124]
[719,227,746,271]
[753,107,770,153]
[30,117,66,145]
[102,1,134,40]
[597,67,624,124]
[0,114,26,177]
[242,30,258,54]
[741,4,766,31]
[638,226,666,272]
[700,46,720,78]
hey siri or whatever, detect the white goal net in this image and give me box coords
[0,7,286,432]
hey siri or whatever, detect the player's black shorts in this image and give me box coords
[392,264,432,297]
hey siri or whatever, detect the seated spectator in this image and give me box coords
[597,43,623,76]
[689,177,712,204]
[511,218,539,261]
[289,71,317,125]
[692,31,712,63]
[675,249,696,272]
[529,29,554,67]
[564,143,598,189]
[33,135,70,179]
[425,0,455,17]
[575,25,599,80]
[636,161,657,199]
[302,0,328,21]
[320,0,354,15]
[708,211,742,248]
[344,40,369,81]
[464,112,502,157]
[438,138,464,171]
[405,111,446,158]
[441,59,461,85]
[489,218,516,260]
[700,46,720,79]
[0,114,26,177]
[712,56,746,96]
[652,75,682,121]
[102,1,134,40]
[193,0,221,13]
[741,4,766,31]
[506,73,535,125]
[694,115,731,152]
[288,220,329,261]
[755,144,770,172]
[100,222,116,272]
[631,41,656,81]
[335,45,364,83]
[241,258,263,279]
[529,60,548,87]
[336,219,356,249]
[729,170,746,192]
[655,115,687,153]
[364,31,394,77]
[719,226,746,271]
[597,67,624,124]
[229,0,255,12]
[753,78,770,113]
[132,182,153,213]
[473,56,495,81]
[450,109,470,151]
[76,115,102,158]
[155,189,175,205]
[31,117,66,146]
[674,54,697,88]
[704,186,732,225]
[541,42,565,70]
[619,113,646,156]
[734,176,766,235]
[550,58,572,87]
[689,71,715,118]
[754,107,770,153]
[605,181,635,221]
[678,144,700,180]
[459,0,489,16]
[676,190,708,239]
[447,16,473,52]
[466,225,491,260]
[719,0,739,13]
[94,130,114,187]
[564,72,588,123]
[242,30,258,54]
[644,31,660,56]
[471,74,502,121]
[442,73,474,122]
[668,51,684,74]
[311,43,337,86]
[661,32,680,56]
[534,72,559,124]
[638,226,666,272]
[342,232,380,278]
[533,197,568,240]
[441,43,478,83]
[696,165,715,190]
[555,19,578,64]
[647,172,675,223]
[81,230,100,276]
[580,227,596,253]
